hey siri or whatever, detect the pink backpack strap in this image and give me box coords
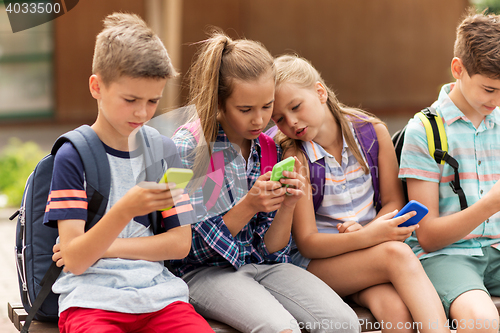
[176,119,202,143]
[259,133,278,174]
[203,151,225,211]
[175,120,226,211]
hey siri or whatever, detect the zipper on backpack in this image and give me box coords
[9,210,19,220]
[15,183,31,307]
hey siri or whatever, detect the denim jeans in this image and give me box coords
[182,263,360,333]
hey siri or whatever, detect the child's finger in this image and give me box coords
[284,187,303,197]
[170,188,185,197]
[394,211,416,226]
[281,169,305,181]
[270,186,287,197]
[338,220,356,233]
[398,223,419,233]
[164,182,178,190]
[293,156,302,171]
[280,177,303,189]
[137,181,177,190]
[264,180,285,191]
[258,171,272,182]
[379,209,399,220]
[52,251,61,263]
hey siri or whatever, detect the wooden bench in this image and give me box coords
[8,301,378,332]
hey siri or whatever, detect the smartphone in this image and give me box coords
[158,168,193,211]
[395,200,429,227]
[270,156,295,183]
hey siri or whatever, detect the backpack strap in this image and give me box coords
[417,107,467,210]
[137,125,166,233]
[138,125,165,182]
[54,125,111,229]
[258,132,278,174]
[300,146,326,212]
[20,262,62,333]
[417,107,448,165]
[304,120,381,213]
[22,125,111,333]
[265,125,328,211]
[351,120,381,212]
[175,121,225,212]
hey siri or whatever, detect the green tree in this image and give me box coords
[0,138,46,207]
[472,0,500,14]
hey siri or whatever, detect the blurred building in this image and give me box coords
[0,0,469,128]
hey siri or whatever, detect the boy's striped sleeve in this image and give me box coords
[44,142,88,227]
[161,193,196,230]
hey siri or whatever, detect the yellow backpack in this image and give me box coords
[392,107,467,210]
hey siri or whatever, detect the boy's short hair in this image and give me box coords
[92,12,177,86]
[454,10,500,79]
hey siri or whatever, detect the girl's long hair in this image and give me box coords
[185,29,274,189]
[274,54,383,174]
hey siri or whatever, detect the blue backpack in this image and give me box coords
[266,119,381,213]
[10,125,165,333]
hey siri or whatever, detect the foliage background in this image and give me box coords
[472,0,500,13]
[0,139,46,207]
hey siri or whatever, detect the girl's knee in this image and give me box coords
[379,241,421,271]
[379,241,413,257]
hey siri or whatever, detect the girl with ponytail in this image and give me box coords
[170,31,359,333]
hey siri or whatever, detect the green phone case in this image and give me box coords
[270,156,295,182]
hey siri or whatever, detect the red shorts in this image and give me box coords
[58,301,214,333]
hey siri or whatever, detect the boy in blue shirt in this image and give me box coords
[400,10,500,333]
[44,13,213,333]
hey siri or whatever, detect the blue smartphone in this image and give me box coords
[395,200,429,227]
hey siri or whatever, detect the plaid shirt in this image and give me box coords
[170,124,290,276]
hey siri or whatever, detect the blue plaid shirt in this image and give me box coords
[170,124,290,276]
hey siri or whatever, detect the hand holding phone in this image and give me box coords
[158,168,193,211]
[395,200,429,227]
[270,156,295,184]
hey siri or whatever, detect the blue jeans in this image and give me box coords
[182,263,360,333]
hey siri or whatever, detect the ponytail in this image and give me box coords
[185,29,274,190]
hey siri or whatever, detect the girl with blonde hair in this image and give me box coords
[271,54,451,333]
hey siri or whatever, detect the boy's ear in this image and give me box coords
[315,82,328,104]
[451,57,465,80]
[89,74,102,99]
